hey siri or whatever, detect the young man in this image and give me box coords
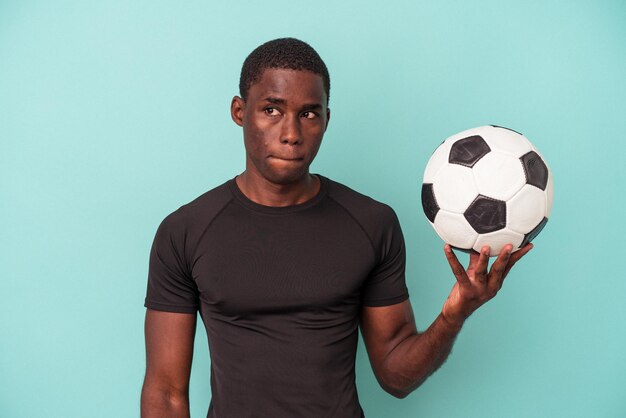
[141,38,531,418]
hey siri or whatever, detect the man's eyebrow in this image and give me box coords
[263,97,286,104]
[262,97,323,110]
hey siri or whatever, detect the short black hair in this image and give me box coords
[239,38,330,103]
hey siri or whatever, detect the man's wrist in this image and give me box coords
[439,311,464,333]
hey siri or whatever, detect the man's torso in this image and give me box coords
[145,176,408,417]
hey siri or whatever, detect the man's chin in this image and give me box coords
[264,169,312,186]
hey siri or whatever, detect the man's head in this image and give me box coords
[231,38,331,189]
[239,38,330,105]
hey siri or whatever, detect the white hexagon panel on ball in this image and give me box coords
[433,210,478,251]
[473,151,527,202]
[474,229,525,256]
[507,185,547,234]
[481,125,534,157]
[433,164,478,214]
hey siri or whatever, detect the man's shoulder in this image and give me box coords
[323,177,405,269]
[158,179,234,232]
[322,176,401,250]
[323,176,397,221]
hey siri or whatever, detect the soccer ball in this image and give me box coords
[421,125,553,256]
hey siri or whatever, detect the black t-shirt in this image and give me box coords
[145,176,409,418]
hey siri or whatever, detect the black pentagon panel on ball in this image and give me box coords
[451,245,474,254]
[520,151,549,190]
[521,217,548,248]
[449,135,491,168]
[490,125,523,136]
[421,183,439,223]
[464,195,507,234]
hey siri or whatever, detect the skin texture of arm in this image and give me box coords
[141,310,197,418]
[360,243,533,398]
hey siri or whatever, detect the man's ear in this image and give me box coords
[324,108,331,131]
[231,96,245,127]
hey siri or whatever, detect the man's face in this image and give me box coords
[231,68,330,186]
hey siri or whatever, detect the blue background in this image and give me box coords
[1,1,625,417]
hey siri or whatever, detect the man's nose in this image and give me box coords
[280,114,302,145]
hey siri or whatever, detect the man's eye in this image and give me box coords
[264,107,280,116]
[302,111,317,119]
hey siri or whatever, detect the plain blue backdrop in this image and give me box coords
[1,1,625,417]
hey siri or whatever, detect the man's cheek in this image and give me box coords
[251,125,273,145]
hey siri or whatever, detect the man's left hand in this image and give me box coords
[441,243,533,328]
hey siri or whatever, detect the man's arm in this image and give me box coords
[360,243,532,398]
[141,309,197,418]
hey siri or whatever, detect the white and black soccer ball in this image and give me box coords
[421,125,553,256]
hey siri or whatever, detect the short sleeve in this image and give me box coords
[144,212,199,313]
[361,210,409,307]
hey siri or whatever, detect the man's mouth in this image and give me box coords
[269,156,304,162]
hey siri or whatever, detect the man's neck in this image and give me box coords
[235,171,320,207]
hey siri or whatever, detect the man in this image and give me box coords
[141,38,531,418]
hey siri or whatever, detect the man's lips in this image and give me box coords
[268,155,304,161]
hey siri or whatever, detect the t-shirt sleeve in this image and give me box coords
[361,208,409,307]
[144,212,199,314]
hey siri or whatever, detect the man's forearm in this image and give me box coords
[380,313,463,398]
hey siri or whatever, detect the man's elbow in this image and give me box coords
[377,374,424,399]
[383,386,411,399]
[141,379,190,417]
